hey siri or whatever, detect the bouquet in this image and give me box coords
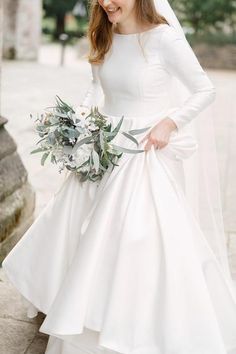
[30,96,150,183]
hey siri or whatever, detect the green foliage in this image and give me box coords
[170,0,236,33]
[43,0,89,39]
[187,31,236,46]
[43,0,79,17]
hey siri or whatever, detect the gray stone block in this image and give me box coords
[0,117,35,261]
[0,152,28,202]
[0,127,17,160]
[0,317,38,354]
[0,182,35,261]
[25,333,48,354]
[194,44,236,70]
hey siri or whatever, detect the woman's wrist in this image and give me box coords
[162,117,178,131]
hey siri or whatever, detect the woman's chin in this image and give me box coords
[107,10,122,23]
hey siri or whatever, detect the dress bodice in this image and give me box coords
[99,25,173,118]
[81,24,216,130]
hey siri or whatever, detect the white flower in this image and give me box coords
[52,147,64,160]
[74,145,92,167]
[78,130,92,140]
[74,105,90,127]
[88,122,97,131]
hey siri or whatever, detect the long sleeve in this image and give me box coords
[159,26,216,130]
[80,63,104,108]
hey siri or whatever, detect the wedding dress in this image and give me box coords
[2,23,236,354]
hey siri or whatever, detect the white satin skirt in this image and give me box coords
[2,110,236,354]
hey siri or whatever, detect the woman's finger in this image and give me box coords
[144,139,154,151]
[139,133,150,144]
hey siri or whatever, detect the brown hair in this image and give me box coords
[86,0,169,64]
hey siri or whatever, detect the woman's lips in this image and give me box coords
[106,7,121,15]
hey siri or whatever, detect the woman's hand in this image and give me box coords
[140,117,178,151]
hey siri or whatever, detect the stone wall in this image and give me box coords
[3,0,42,60]
[0,117,35,262]
[194,43,236,71]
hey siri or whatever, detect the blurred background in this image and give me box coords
[0,1,235,353]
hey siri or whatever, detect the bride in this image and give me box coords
[2,0,236,353]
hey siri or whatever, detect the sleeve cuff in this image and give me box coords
[166,111,185,131]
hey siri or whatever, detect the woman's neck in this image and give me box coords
[114,20,151,35]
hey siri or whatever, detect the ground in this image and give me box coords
[0,43,236,353]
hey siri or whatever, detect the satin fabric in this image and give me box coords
[2,114,236,354]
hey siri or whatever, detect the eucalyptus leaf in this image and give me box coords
[36,125,47,132]
[54,111,69,118]
[111,144,145,154]
[36,137,47,145]
[41,151,50,165]
[111,160,120,167]
[51,154,57,163]
[78,158,90,168]
[106,116,124,141]
[128,126,151,135]
[71,136,93,153]
[99,131,105,151]
[99,163,107,172]
[30,147,48,154]
[48,133,56,145]
[107,148,122,156]
[63,145,73,154]
[61,128,80,139]
[55,95,75,113]
[92,150,100,173]
[121,131,139,146]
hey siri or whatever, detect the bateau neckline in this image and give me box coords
[113,23,168,37]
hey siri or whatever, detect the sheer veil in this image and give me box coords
[154,0,236,291]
